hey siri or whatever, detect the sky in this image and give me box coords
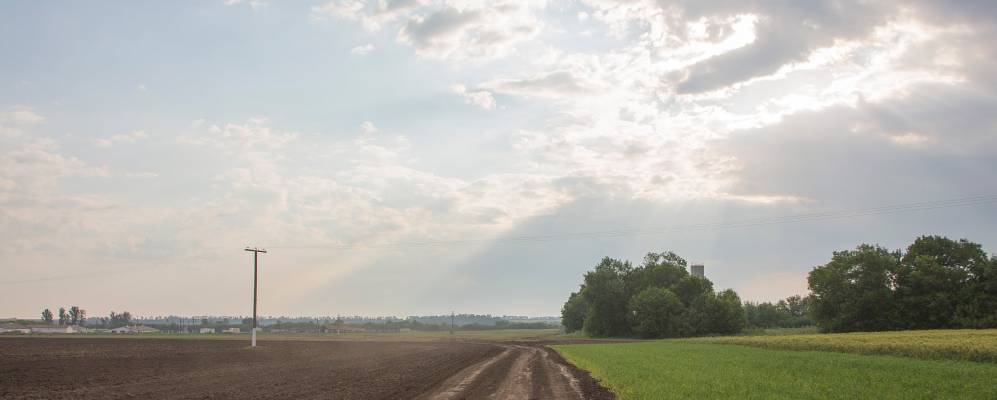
[1,0,996,319]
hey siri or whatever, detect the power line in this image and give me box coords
[264,194,997,251]
[1,194,995,285]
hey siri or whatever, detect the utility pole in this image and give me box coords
[450,311,454,336]
[245,247,267,348]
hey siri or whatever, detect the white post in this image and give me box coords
[251,328,257,347]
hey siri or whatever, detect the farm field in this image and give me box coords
[687,328,997,362]
[554,339,997,400]
[0,336,611,400]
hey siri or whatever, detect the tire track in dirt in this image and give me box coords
[416,343,612,400]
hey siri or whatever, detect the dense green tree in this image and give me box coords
[895,236,989,329]
[674,275,714,306]
[744,295,813,329]
[956,256,997,328]
[628,252,688,294]
[711,289,747,334]
[809,236,997,332]
[808,245,899,332]
[628,287,687,338]
[563,250,746,338]
[561,291,587,333]
[41,309,54,324]
[581,258,632,337]
[744,302,783,328]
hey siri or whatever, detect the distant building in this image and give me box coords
[110,326,159,334]
[691,264,705,278]
[200,328,215,334]
[0,327,31,334]
[31,326,78,334]
[223,327,241,334]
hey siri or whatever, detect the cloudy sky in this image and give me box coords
[2,0,996,319]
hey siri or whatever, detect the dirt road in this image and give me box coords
[417,342,612,400]
[0,337,612,399]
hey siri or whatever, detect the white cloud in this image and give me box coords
[1,106,44,126]
[451,84,495,109]
[224,0,268,10]
[93,130,149,148]
[889,132,931,147]
[482,70,600,99]
[360,120,378,134]
[314,0,546,61]
[351,44,376,56]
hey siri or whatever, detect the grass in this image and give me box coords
[685,329,997,362]
[554,341,997,400]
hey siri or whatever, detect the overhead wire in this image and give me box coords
[2,194,995,285]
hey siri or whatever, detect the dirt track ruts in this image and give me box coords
[0,337,613,400]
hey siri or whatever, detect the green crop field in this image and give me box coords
[687,329,997,362]
[554,339,997,400]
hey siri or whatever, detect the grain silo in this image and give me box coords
[691,263,705,278]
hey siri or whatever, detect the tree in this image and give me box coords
[894,236,992,329]
[561,291,587,333]
[581,258,632,337]
[58,307,68,326]
[674,275,714,306]
[808,244,899,332]
[68,306,83,326]
[109,311,133,328]
[628,252,688,295]
[710,289,746,334]
[628,287,687,338]
[563,250,746,338]
[41,309,54,324]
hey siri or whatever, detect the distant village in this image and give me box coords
[0,309,562,335]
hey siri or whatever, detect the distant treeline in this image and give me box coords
[809,235,997,332]
[266,318,553,332]
[744,295,813,329]
[561,252,745,338]
[407,314,554,326]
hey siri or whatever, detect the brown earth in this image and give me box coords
[0,337,613,399]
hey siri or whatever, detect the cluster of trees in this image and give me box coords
[85,311,134,329]
[809,236,997,332]
[561,252,745,338]
[265,318,554,333]
[744,295,813,329]
[41,306,86,326]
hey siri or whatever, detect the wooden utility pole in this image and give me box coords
[245,247,267,347]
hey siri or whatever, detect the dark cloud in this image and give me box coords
[718,83,997,206]
[672,0,896,93]
[399,7,481,49]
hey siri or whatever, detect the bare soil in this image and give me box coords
[0,337,613,399]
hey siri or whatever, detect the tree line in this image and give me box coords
[744,295,813,329]
[40,306,86,326]
[808,235,997,332]
[561,252,745,338]
[39,308,134,328]
[561,235,995,338]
